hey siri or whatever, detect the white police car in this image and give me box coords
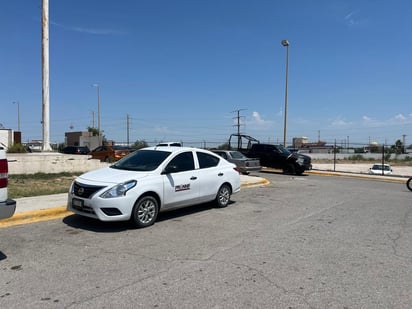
[68,146,240,228]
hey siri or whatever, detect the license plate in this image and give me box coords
[72,198,84,209]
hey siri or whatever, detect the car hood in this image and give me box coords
[77,167,151,185]
[288,152,311,161]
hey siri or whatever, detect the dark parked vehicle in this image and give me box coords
[212,150,261,175]
[228,134,312,175]
[61,146,90,155]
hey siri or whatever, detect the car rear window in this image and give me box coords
[197,152,219,169]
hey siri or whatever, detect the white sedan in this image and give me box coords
[369,163,393,175]
[67,146,240,228]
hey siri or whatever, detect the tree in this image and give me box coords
[133,140,149,149]
[393,139,403,154]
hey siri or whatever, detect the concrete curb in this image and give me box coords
[307,169,408,183]
[0,206,69,228]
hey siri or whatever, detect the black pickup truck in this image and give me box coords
[228,134,312,175]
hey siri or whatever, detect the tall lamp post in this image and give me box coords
[12,101,21,131]
[92,83,101,146]
[281,39,290,147]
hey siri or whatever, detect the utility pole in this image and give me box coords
[92,84,101,146]
[41,0,52,151]
[232,109,246,149]
[12,101,20,131]
[127,114,130,147]
[402,134,406,154]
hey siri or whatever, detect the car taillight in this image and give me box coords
[0,159,8,188]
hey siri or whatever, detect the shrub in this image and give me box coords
[7,143,28,153]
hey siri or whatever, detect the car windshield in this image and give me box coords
[372,165,390,171]
[277,145,292,155]
[230,151,246,159]
[111,149,171,171]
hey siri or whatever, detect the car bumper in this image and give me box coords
[67,193,134,222]
[239,166,262,173]
[0,199,16,219]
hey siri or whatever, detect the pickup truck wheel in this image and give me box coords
[215,184,231,208]
[407,178,412,192]
[283,164,296,175]
[131,195,159,228]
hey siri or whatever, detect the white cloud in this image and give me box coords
[331,117,352,127]
[343,9,367,27]
[51,21,127,36]
[247,111,273,129]
[393,114,407,121]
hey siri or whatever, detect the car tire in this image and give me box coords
[131,195,159,228]
[283,163,296,175]
[215,184,231,208]
[407,178,412,192]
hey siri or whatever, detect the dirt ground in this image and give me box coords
[312,163,412,177]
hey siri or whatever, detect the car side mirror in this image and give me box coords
[162,165,179,174]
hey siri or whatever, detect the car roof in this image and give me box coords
[145,146,217,155]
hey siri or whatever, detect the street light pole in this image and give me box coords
[12,101,21,131]
[92,83,101,146]
[281,39,290,147]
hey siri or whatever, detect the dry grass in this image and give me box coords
[8,173,78,199]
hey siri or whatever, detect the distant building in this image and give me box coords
[292,137,308,148]
[0,128,22,149]
[293,136,333,154]
[65,131,99,150]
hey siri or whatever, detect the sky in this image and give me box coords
[1,0,412,148]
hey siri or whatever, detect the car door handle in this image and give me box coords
[218,173,223,177]
[190,176,197,180]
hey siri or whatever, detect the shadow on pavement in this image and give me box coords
[0,251,7,261]
[260,170,310,176]
[63,201,236,232]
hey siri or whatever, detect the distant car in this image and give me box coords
[369,163,393,175]
[61,146,90,155]
[89,145,132,162]
[68,146,241,228]
[212,150,261,175]
[156,142,182,147]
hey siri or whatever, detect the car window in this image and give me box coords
[166,151,195,172]
[112,149,171,171]
[214,151,227,159]
[197,152,219,169]
[230,151,245,159]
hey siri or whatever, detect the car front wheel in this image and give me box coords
[131,195,159,228]
[215,184,231,208]
[407,177,412,192]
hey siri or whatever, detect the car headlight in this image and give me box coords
[296,157,304,165]
[100,180,137,198]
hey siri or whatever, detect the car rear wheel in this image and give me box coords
[407,177,412,192]
[215,184,231,208]
[131,195,159,228]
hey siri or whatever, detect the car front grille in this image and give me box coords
[73,182,105,199]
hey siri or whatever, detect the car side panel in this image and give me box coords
[161,170,201,209]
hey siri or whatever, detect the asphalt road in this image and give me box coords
[1,172,411,308]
